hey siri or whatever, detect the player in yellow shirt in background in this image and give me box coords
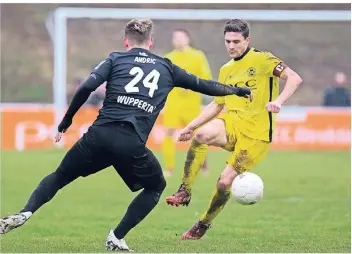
[166,19,303,239]
[162,29,213,177]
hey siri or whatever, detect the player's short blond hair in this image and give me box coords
[224,19,250,38]
[124,19,154,44]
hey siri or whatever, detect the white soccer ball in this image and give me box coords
[231,172,264,205]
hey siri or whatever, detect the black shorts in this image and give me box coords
[56,122,163,192]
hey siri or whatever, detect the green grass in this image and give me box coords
[1,149,351,253]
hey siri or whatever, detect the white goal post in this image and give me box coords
[48,7,351,128]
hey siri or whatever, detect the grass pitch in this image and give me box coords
[1,149,350,253]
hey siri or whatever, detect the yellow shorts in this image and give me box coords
[218,112,270,174]
[163,105,201,128]
[163,89,202,128]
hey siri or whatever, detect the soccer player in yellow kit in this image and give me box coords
[162,29,212,176]
[166,19,303,239]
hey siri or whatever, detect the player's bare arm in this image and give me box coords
[178,101,224,142]
[266,65,302,113]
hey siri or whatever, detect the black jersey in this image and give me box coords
[92,48,175,142]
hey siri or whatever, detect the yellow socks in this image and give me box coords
[199,186,231,226]
[162,135,176,171]
[182,139,208,192]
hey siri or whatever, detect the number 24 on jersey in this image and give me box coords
[125,67,160,98]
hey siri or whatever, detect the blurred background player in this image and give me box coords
[162,29,213,176]
[322,71,351,107]
[166,19,303,240]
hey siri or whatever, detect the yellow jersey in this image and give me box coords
[165,47,212,109]
[214,47,286,142]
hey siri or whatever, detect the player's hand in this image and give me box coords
[235,87,253,102]
[55,116,72,142]
[178,126,194,142]
[58,116,72,133]
[55,131,64,143]
[265,100,282,113]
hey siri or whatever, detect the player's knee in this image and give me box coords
[157,176,167,192]
[217,176,232,192]
[54,167,79,188]
[194,130,212,144]
[165,128,175,136]
[145,175,166,193]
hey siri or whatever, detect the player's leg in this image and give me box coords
[162,128,177,177]
[180,123,222,189]
[0,126,111,234]
[107,148,166,251]
[166,118,228,206]
[182,134,270,240]
[197,115,210,175]
[181,164,236,240]
[201,156,209,174]
[184,105,210,174]
[161,102,180,177]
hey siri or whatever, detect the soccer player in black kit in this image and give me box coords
[0,19,251,251]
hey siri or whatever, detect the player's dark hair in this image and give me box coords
[224,19,250,38]
[125,19,154,44]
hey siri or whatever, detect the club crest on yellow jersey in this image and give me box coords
[247,67,256,77]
